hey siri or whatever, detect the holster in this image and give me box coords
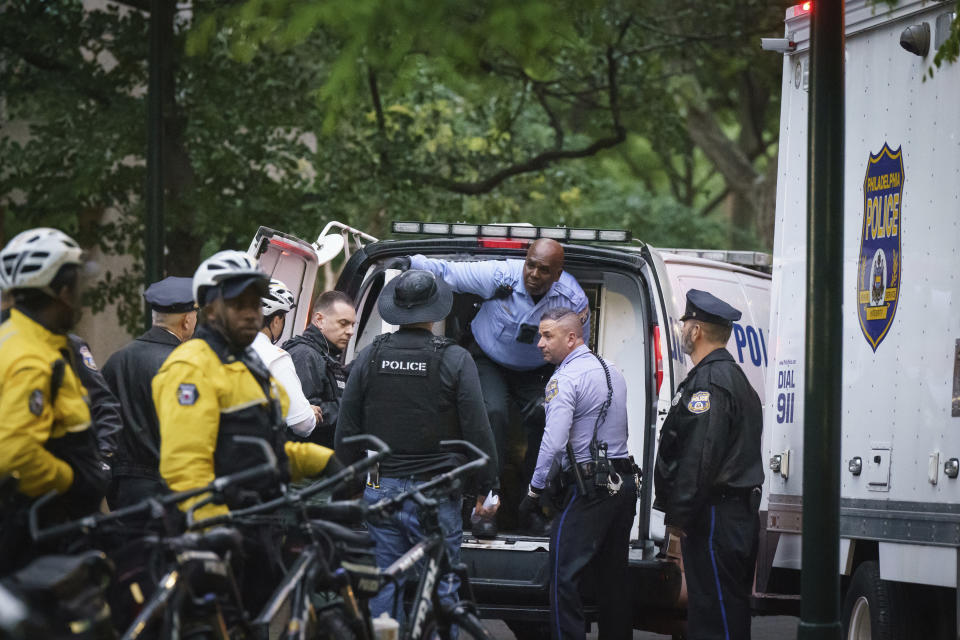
[543,458,569,513]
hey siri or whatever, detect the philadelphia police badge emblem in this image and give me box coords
[177,383,198,406]
[857,143,903,352]
[545,378,559,403]
[687,390,710,414]
[78,345,98,371]
[29,389,44,416]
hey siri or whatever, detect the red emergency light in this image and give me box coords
[791,1,812,17]
[653,325,664,395]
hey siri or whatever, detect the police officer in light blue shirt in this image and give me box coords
[519,306,636,640]
[402,239,589,536]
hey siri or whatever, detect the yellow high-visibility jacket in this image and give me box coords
[153,326,334,520]
[0,309,92,497]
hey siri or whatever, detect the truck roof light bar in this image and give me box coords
[391,221,631,243]
[660,248,772,268]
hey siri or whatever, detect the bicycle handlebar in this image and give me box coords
[31,436,279,543]
[367,439,490,516]
[188,434,391,530]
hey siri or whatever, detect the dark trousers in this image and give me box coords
[549,474,637,640]
[474,354,554,481]
[680,497,760,640]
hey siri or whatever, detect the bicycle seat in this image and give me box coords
[309,520,374,547]
[7,550,113,598]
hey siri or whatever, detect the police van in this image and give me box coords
[249,219,771,635]
[759,1,960,637]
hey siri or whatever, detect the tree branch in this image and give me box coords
[699,187,730,218]
[367,67,386,133]
[533,84,564,149]
[401,131,626,195]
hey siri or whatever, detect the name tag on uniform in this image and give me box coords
[379,359,429,376]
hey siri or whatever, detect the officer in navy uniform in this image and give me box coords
[335,269,499,624]
[653,289,764,640]
[102,276,198,507]
[520,306,636,640]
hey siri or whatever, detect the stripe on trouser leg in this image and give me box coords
[708,505,731,640]
[553,487,578,638]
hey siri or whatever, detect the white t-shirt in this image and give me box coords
[251,332,316,437]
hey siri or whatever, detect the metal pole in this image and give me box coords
[798,1,844,639]
[144,0,165,331]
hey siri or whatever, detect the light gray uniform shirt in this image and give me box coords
[531,344,629,489]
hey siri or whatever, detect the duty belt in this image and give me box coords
[576,458,634,479]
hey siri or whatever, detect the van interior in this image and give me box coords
[342,254,651,535]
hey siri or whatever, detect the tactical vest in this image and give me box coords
[361,332,460,453]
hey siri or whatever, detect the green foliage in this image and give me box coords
[2,0,784,337]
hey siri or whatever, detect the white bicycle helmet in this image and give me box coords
[0,228,84,293]
[193,250,268,305]
[262,278,296,317]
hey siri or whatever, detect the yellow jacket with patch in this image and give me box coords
[0,310,92,497]
[153,325,334,520]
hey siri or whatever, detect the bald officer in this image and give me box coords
[654,289,764,640]
[397,239,589,535]
[103,276,198,507]
[520,306,635,640]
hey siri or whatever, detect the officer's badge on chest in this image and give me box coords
[545,378,559,403]
[687,390,710,414]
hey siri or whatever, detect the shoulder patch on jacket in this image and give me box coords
[177,383,199,406]
[687,390,710,414]
[78,345,98,370]
[29,389,44,416]
[545,378,559,403]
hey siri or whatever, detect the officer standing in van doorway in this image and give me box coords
[334,269,499,624]
[519,307,636,640]
[392,239,589,536]
[653,289,764,640]
[102,276,198,508]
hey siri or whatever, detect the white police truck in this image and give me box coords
[759,1,960,637]
[249,219,772,636]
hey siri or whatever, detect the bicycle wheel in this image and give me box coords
[421,609,493,640]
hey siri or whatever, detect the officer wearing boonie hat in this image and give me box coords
[335,269,499,624]
[102,276,199,508]
[654,288,764,640]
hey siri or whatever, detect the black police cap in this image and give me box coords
[144,276,197,313]
[679,288,742,327]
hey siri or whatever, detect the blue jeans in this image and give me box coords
[364,477,462,625]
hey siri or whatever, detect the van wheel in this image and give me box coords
[841,561,913,640]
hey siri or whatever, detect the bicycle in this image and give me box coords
[355,439,495,640]
[189,434,391,640]
[28,436,281,639]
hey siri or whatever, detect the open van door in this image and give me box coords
[247,222,378,343]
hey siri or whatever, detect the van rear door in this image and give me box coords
[247,227,322,343]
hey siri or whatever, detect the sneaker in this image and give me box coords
[470,512,498,539]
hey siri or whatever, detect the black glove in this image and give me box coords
[386,256,411,271]
[518,491,542,522]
